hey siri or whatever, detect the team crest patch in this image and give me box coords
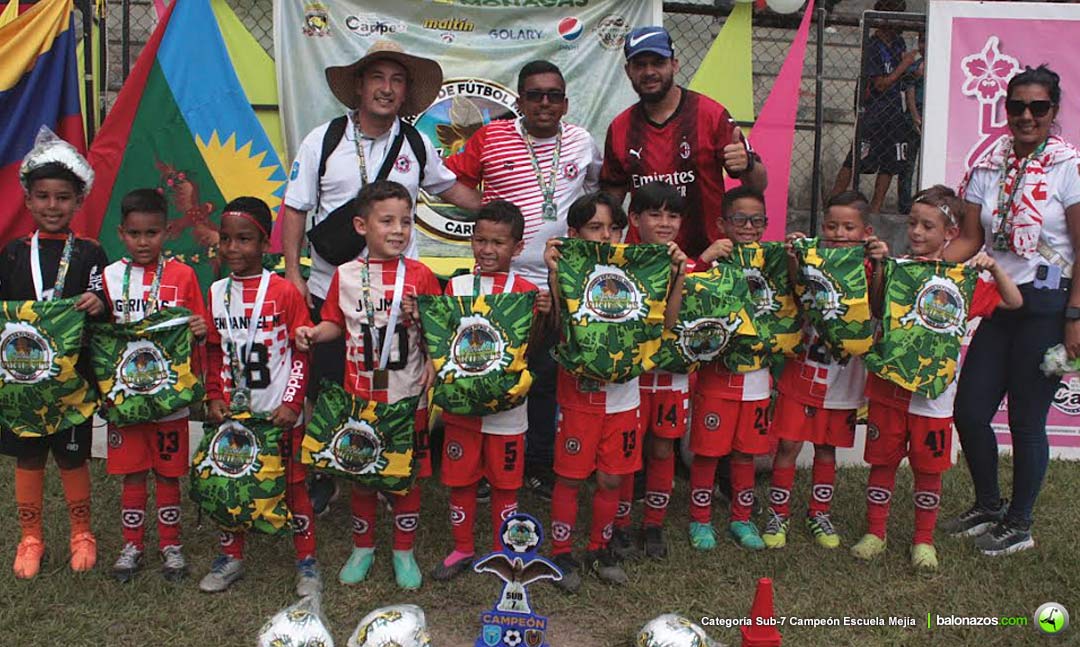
[447,440,464,461]
[703,412,720,431]
[501,516,542,553]
[289,160,300,181]
[564,437,581,455]
[0,323,54,383]
[114,341,171,396]
[578,265,643,323]
[593,14,630,50]
[317,419,388,475]
[744,267,780,317]
[394,154,412,174]
[302,2,329,36]
[679,140,691,160]
[444,315,507,379]
[798,265,847,321]
[562,161,579,180]
[204,421,259,477]
[108,429,123,449]
[677,317,735,363]
[902,277,967,334]
[866,422,880,441]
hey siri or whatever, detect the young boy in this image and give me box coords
[542,192,686,592]
[102,189,208,582]
[296,181,440,590]
[854,185,1021,568]
[1,138,107,579]
[685,187,775,552]
[614,181,696,560]
[762,191,887,550]
[431,200,552,581]
[202,197,319,595]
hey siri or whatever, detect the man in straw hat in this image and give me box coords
[281,40,481,517]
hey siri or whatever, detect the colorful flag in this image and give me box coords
[793,238,875,359]
[720,242,801,371]
[0,0,85,245]
[865,259,976,398]
[78,0,286,288]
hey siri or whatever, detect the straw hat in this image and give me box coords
[325,40,443,117]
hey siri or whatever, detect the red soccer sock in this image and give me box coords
[587,484,620,552]
[350,486,378,549]
[729,458,756,523]
[392,485,422,551]
[490,487,518,552]
[689,455,719,524]
[768,464,796,518]
[155,476,181,550]
[866,463,898,540]
[549,480,580,555]
[15,467,45,541]
[120,478,148,550]
[220,530,245,560]
[643,453,675,528]
[913,470,943,546]
[59,465,92,537]
[615,473,634,529]
[808,458,837,517]
[288,479,316,560]
[449,483,478,556]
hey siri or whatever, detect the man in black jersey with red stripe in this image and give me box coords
[601,27,767,259]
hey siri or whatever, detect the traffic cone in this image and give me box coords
[741,577,782,646]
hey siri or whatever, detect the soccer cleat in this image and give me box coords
[430,553,474,582]
[939,499,1007,538]
[112,542,144,583]
[69,531,97,572]
[911,543,939,570]
[729,521,765,551]
[806,512,841,549]
[689,522,718,551]
[974,521,1035,557]
[583,547,628,586]
[551,553,581,594]
[524,473,553,502]
[641,525,668,560]
[762,509,790,549]
[609,526,639,562]
[851,534,887,561]
[393,549,422,590]
[308,475,339,517]
[339,547,375,585]
[199,554,244,593]
[295,556,322,597]
[13,536,45,580]
[161,545,188,582]
[476,478,492,504]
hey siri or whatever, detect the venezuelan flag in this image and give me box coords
[80,0,285,288]
[0,0,85,245]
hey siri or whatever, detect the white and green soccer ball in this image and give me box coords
[347,604,431,647]
[257,600,334,647]
[637,614,720,647]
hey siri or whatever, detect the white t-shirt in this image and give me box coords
[963,158,1080,284]
[284,114,458,299]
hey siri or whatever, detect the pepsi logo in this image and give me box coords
[558,17,583,42]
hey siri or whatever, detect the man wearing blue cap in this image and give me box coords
[601,26,767,259]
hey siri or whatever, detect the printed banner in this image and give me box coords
[89,307,203,425]
[0,298,97,437]
[719,242,800,372]
[273,0,661,258]
[865,259,976,398]
[418,290,535,417]
[554,238,670,383]
[793,238,874,360]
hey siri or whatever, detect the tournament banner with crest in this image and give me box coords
[274,0,661,259]
[418,290,536,417]
[866,259,976,399]
[302,382,418,492]
[190,416,292,534]
[554,238,670,383]
[719,242,800,372]
[0,299,97,437]
[89,307,203,425]
[793,238,874,360]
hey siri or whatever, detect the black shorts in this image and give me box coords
[0,421,93,462]
[843,123,911,176]
[308,295,345,402]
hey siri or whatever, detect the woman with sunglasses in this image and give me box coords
[943,65,1080,556]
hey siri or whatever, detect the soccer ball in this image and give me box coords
[637,614,718,647]
[257,600,334,647]
[347,604,431,647]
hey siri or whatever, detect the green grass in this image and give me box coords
[0,456,1077,646]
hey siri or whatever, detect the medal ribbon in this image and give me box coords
[120,256,165,324]
[360,254,406,371]
[222,270,271,399]
[522,120,562,220]
[993,138,1048,252]
[30,231,74,301]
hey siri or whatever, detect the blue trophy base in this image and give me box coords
[476,609,549,647]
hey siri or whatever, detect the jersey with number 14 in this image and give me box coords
[206,273,312,416]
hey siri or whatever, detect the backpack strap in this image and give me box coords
[399,121,427,187]
[315,115,348,215]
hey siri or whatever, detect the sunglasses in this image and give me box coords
[726,213,768,228]
[522,89,566,104]
[1005,99,1054,118]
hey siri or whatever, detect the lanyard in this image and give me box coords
[30,231,74,301]
[222,270,271,391]
[472,270,517,299]
[360,255,406,371]
[994,139,1048,249]
[350,112,394,189]
[121,256,164,324]
[521,120,562,222]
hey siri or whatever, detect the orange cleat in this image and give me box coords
[69,531,97,572]
[13,536,45,579]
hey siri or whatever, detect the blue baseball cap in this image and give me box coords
[624,26,674,61]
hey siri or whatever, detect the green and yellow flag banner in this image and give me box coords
[90,307,202,426]
[555,239,671,383]
[190,416,291,535]
[793,238,875,359]
[654,264,759,374]
[418,291,535,417]
[303,383,418,493]
[0,299,97,437]
[865,259,977,398]
[719,242,800,371]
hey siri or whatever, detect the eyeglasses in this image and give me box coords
[1005,99,1054,118]
[522,89,566,104]
[726,213,768,228]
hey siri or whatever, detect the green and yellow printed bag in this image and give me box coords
[719,242,801,372]
[793,238,875,359]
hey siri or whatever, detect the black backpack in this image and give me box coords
[306,116,427,265]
